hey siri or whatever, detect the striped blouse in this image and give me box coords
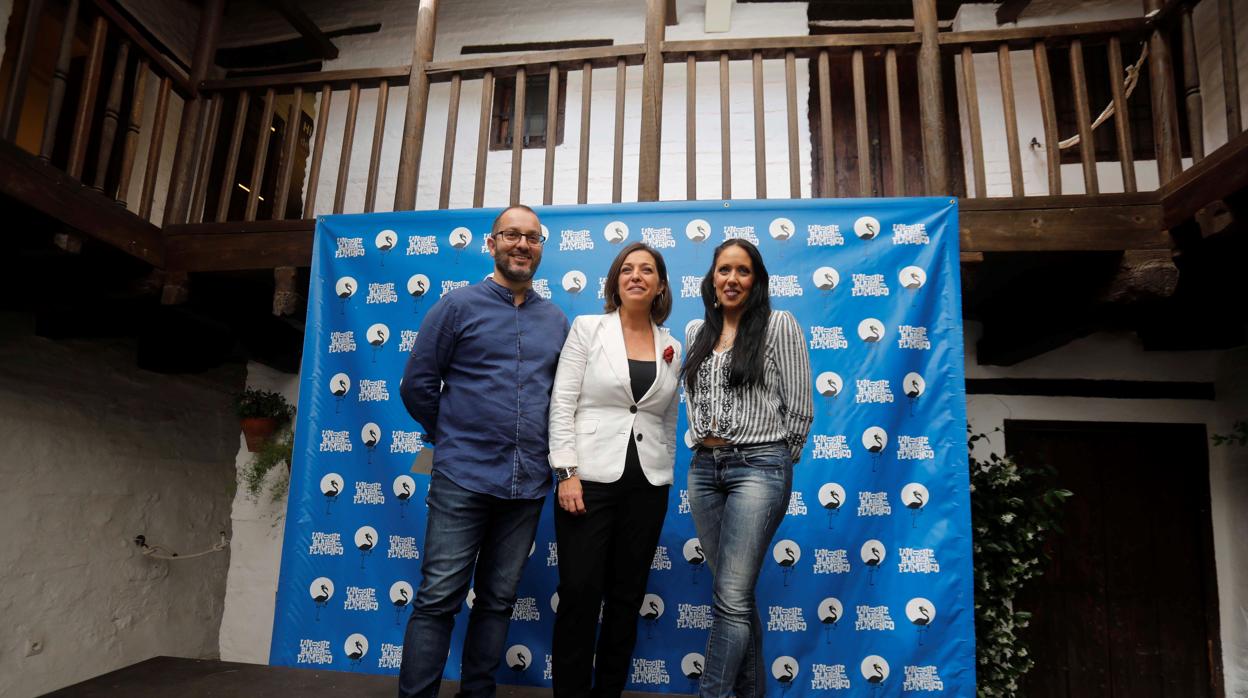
[685,310,815,463]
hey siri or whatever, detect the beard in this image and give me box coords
[493,249,539,283]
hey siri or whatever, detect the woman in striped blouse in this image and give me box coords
[681,238,814,698]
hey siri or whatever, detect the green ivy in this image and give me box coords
[234,387,295,421]
[970,426,1072,697]
[1211,420,1247,447]
[243,427,293,502]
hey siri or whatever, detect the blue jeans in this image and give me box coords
[687,442,793,698]
[398,470,545,698]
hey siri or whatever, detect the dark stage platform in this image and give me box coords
[43,656,691,697]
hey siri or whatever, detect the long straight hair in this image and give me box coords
[682,239,771,393]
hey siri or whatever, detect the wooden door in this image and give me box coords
[1007,420,1223,698]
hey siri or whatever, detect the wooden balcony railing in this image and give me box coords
[0,0,1244,275]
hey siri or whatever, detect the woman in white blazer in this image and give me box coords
[548,242,682,698]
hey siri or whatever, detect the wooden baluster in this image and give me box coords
[273,86,304,219]
[785,51,800,198]
[1108,37,1137,192]
[686,55,696,201]
[216,90,250,222]
[1033,41,1061,195]
[364,81,388,213]
[510,67,526,206]
[244,87,275,221]
[115,59,149,207]
[92,41,130,192]
[162,0,224,226]
[752,51,766,198]
[68,17,108,180]
[39,0,79,161]
[1,0,45,140]
[304,85,332,217]
[719,53,731,199]
[394,0,438,210]
[1143,0,1181,182]
[542,66,557,205]
[960,47,987,198]
[913,0,948,194]
[577,63,591,204]
[852,49,871,197]
[638,0,665,202]
[817,50,835,197]
[334,82,360,214]
[1179,7,1204,162]
[472,70,492,208]
[1069,39,1099,194]
[997,43,1024,196]
[138,77,171,221]
[613,58,626,203]
[885,47,904,196]
[439,74,462,209]
[189,94,222,221]
[1218,0,1241,135]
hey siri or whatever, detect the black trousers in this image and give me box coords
[551,478,669,698]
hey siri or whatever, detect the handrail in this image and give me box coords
[89,0,193,96]
[200,66,412,92]
[939,18,1148,50]
[424,44,647,81]
[663,32,921,61]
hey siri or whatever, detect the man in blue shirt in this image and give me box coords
[398,204,569,698]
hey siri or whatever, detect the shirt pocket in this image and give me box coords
[575,419,599,434]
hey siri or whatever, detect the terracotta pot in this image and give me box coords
[241,417,278,452]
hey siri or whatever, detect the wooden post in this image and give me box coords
[162,0,225,226]
[637,0,666,202]
[1143,0,1181,183]
[67,17,107,180]
[1218,0,1241,136]
[93,41,131,192]
[39,0,79,161]
[394,0,438,211]
[913,0,948,194]
[1179,6,1204,162]
[1,0,45,140]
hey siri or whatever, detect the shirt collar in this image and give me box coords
[483,275,534,305]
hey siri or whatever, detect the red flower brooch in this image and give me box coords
[663,345,675,364]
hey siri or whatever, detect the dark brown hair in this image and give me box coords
[602,242,672,325]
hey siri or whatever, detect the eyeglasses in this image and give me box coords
[493,230,544,246]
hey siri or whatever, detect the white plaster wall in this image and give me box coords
[952,0,1248,197]
[0,312,240,697]
[963,322,1248,697]
[217,362,299,664]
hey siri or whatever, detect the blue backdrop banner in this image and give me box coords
[271,197,973,695]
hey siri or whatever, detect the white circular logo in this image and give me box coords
[407,274,431,297]
[640,594,665,619]
[816,371,842,398]
[393,475,417,499]
[686,219,712,242]
[817,483,846,510]
[906,598,936,626]
[904,372,926,398]
[330,372,351,396]
[682,653,706,679]
[320,473,344,497]
[335,277,357,299]
[900,265,927,289]
[604,221,629,244]
[375,230,397,251]
[862,426,888,453]
[861,655,890,683]
[309,577,334,601]
[450,227,472,249]
[818,597,843,624]
[769,217,796,240]
[366,323,389,347]
[682,538,705,565]
[854,216,881,240]
[813,267,840,291]
[772,539,801,566]
[354,526,378,551]
[902,483,929,510]
[857,318,884,342]
[562,271,587,294]
[506,645,533,672]
[860,540,886,565]
[344,633,369,660]
[771,656,800,683]
[390,581,414,606]
[361,423,381,448]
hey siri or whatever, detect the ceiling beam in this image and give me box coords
[262,0,339,60]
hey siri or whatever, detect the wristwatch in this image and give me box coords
[554,467,578,481]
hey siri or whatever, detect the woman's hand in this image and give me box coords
[557,477,586,515]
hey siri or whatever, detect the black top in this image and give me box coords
[619,359,657,488]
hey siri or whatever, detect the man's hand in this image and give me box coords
[557,477,586,515]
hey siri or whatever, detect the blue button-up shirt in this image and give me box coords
[400,277,569,499]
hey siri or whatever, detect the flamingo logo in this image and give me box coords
[505,645,532,674]
[906,597,936,645]
[562,270,587,295]
[817,482,846,529]
[769,217,795,240]
[860,539,886,586]
[772,539,801,586]
[770,656,799,691]
[853,215,881,240]
[344,633,369,664]
[309,577,334,621]
[862,426,888,471]
[449,226,472,249]
[904,371,926,415]
[407,273,430,297]
[390,581,414,625]
[604,220,629,244]
[817,597,843,644]
[685,218,711,242]
[355,526,378,569]
[375,230,397,266]
[335,276,357,315]
[366,323,389,363]
[361,422,381,463]
[639,593,664,638]
[816,371,842,398]
[899,265,927,290]
[857,318,884,343]
[860,655,890,690]
[682,537,706,584]
[393,475,416,518]
[681,652,706,684]
[812,266,840,291]
[901,483,930,528]
[550,591,560,614]
[320,473,344,515]
[329,373,351,413]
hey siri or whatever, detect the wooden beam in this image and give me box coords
[394,0,438,210]
[638,0,666,202]
[1159,127,1248,227]
[913,0,949,194]
[0,140,164,265]
[262,0,339,59]
[996,0,1030,25]
[666,0,677,26]
[162,0,225,226]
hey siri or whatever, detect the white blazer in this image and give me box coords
[548,312,682,485]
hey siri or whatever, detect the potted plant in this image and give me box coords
[243,427,294,502]
[235,388,294,452]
